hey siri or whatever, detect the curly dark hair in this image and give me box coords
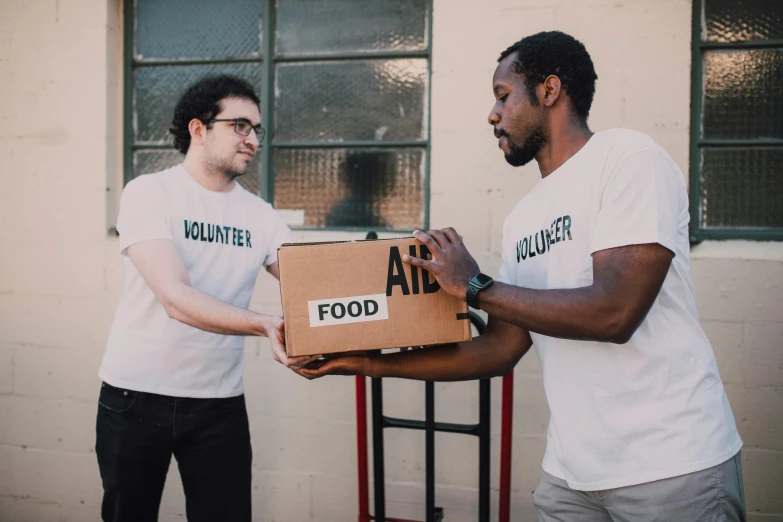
[169,75,261,154]
[498,31,597,123]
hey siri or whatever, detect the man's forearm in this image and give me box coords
[404,233,671,345]
[365,337,522,381]
[478,282,627,342]
[164,284,271,337]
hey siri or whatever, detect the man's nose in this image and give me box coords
[488,107,500,126]
[245,131,259,148]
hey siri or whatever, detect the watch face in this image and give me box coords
[474,273,493,286]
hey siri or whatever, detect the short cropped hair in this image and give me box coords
[499,31,597,122]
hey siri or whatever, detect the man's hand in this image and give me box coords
[264,317,320,369]
[402,228,480,301]
[293,353,370,380]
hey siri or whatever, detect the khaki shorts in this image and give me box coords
[534,451,746,522]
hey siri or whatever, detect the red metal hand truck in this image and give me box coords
[353,312,515,522]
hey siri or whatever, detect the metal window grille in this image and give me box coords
[689,0,783,241]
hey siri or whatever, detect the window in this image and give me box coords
[690,0,783,241]
[125,0,432,231]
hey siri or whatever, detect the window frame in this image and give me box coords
[124,0,433,233]
[689,0,783,241]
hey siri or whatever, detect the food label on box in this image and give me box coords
[308,293,390,328]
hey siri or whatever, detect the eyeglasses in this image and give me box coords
[208,118,266,142]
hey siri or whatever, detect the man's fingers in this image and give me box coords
[402,254,435,272]
[271,342,287,364]
[441,227,463,246]
[292,367,318,380]
[292,361,333,380]
[276,346,320,369]
[427,229,451,249]
[412,230,442,254]
[269,335,302,368]
[287,354,321,369]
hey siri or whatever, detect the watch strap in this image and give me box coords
[466,283,481,309]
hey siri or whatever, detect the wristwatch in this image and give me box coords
[466,272,494,309]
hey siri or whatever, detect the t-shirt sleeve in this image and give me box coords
[117,177,172,256]
[263,208,293,266]
[590,146,682,256]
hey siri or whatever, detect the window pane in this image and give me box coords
[704,0,783,42]
[135,0,262,60]
[133,148,262,195]
[700,148,783,228]
[273,148,425,229]
[702,50,783,140]
[274,60,427,142]
[135,63,262,145]
[275,0,428,55]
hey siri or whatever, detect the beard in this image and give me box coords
[205,150,250,180]
[504,126,547,167]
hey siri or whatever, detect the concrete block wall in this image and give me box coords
[0,0,781,520]
[0,0,123,520]
[692,242,783,520]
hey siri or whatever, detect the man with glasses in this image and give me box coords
[96,75,315,522]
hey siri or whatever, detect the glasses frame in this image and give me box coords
[208,118,266,142]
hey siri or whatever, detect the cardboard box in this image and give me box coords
[278,237,472,357]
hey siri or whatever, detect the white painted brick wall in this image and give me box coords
[1,0,781,520]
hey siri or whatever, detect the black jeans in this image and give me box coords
[95,382,252,522]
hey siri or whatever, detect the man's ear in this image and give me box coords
[542,75,562,108]
[188,118,206,146]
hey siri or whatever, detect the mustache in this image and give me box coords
[494,128,509,139]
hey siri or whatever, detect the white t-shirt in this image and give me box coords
[100,165,291,398]
[498,129,742,491]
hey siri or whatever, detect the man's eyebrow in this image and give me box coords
[232,117,262,126]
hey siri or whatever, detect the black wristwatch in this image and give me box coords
[466,272,494,309]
